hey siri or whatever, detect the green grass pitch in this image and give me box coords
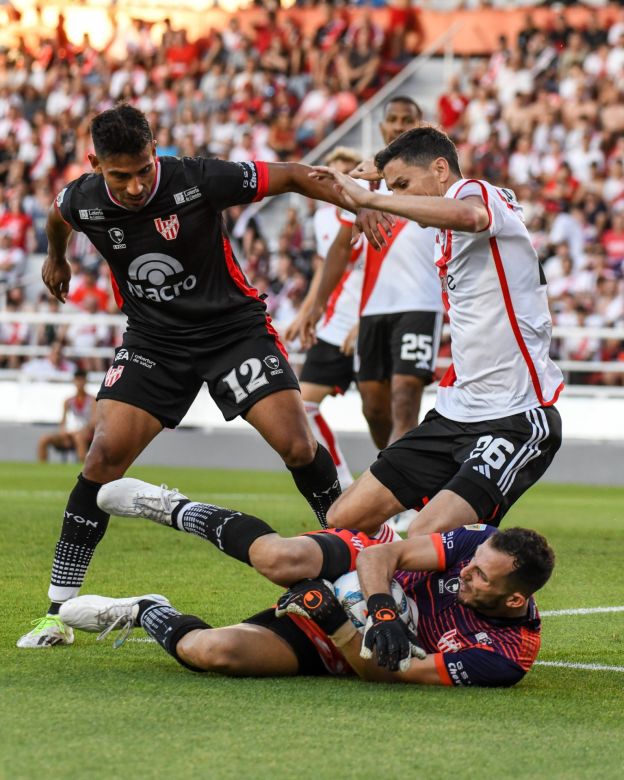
[1,462,623,780]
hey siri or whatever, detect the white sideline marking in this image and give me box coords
[126,637,156,644]
[535,661,624,673]
[541,606,624,616]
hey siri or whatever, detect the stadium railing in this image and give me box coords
[1,311,623,389]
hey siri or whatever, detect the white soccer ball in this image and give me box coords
[332,570,418,634]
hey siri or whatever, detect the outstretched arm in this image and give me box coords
[356,534,442,601]
[310,167,490,232]
[266,162,355,210]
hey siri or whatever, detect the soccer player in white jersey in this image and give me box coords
[285,147,366,490]
[309,126,563,538]
[295,98,444,454]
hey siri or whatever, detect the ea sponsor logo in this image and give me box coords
[116,348,130,361]
[126,253,196,302]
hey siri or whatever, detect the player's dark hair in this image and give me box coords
[90,103,153,159]
[374,126,461,176]
[490,527,555,596]
[383,95,422,120]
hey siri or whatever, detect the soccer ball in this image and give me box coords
[332,570,418,634]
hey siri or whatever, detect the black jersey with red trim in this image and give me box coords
[55,157,270,342]
[395,525,542,687]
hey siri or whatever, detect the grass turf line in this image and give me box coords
[1,463,623,780]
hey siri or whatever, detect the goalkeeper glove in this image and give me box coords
[275,579,349,635]
[361,593,426,672]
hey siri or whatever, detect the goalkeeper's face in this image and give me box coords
[457,540,525,614]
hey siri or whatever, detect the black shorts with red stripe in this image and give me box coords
[371,406,562,525]
[98,322,300,427]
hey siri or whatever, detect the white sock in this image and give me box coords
[304,402,353,490]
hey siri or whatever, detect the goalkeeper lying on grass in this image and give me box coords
[60,478,554,687]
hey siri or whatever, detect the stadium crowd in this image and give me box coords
[0,3,421,374]
[0,4,623,385]
[437,7,624,381]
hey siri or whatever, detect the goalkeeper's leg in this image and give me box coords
[98,478,381,586]
[136,599,300,675]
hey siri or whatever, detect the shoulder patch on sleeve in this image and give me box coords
[463,523,488,532]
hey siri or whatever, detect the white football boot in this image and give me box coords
[60,594,170,647]
[97,478,188,526]
[387,509,419,535]
[17,614,74,648]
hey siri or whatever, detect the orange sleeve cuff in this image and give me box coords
[434,653,453,686]
[430,533,446,570]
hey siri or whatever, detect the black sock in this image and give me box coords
[48,474,110,605]
[47,602,61,616]
[138,600,210,671]
[287,443,341,529]
[171,502,275,565]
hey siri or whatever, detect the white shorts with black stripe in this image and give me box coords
[371,406,562,525]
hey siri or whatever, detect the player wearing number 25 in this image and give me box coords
[315,126,563,540]
[18,103,368,648]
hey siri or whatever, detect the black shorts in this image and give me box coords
[299,338,355,394]
[97,323,300,428]
[357,311,443,383]
[243,608,329,676]
[371,406,562,525]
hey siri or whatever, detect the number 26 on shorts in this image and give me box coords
[468,435,515,470]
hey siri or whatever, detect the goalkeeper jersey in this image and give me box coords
[395,524,542,687]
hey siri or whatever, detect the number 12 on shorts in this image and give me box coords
[223,358,268,403]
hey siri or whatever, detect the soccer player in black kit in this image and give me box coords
[18,103,382,648]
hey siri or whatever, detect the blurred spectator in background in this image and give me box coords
[0,3,623,388]
[21,340,76,379]
[37,367,95,462]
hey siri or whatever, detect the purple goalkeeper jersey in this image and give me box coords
[395,524,542,687]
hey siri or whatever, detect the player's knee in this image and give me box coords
[278,433,317,468]
[82,440,127,482]
[361,397,390,427]
[326,496,346,529]
[252,539,308,586]
[180,632,241,674]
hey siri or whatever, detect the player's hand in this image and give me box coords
[295,304,324,351]
[283,311,306,345]
[353,209,395,251]
[42,256,71,303]
[349,158,383,182]
[275,578,349,635]
[361,593,425,672]
[308,167,373,212]
[341,323,358,356]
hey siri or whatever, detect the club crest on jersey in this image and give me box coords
[108,227,126,249]
[154,214,180,241]
[437,629,462,653]
[104,365,124,387]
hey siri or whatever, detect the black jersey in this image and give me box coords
[55,157,270,342]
